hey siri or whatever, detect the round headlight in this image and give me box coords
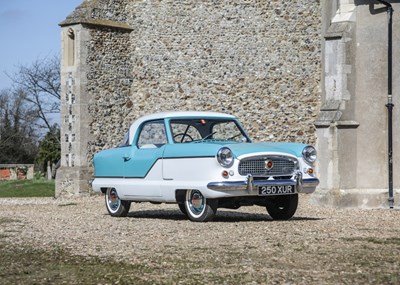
[217,147,234,168]
[302,146,317,164]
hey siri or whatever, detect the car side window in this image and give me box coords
[137,121,167,149]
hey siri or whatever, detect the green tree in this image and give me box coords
[35,126,61,173]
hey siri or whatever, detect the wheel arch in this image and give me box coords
[175,189,188,204]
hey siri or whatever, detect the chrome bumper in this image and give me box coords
[207,174,319,194]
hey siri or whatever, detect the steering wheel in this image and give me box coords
[174,133,194,143]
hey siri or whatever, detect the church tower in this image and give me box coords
[57,0,133,196]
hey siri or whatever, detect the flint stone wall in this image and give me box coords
[87,26,133,160]
[84,0,321,165]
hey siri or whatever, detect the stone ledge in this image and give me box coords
[311,188,400,208]
[60,19,133,31]
[335,120,360,129]
[324,22,349,39]
[315,120,359,129]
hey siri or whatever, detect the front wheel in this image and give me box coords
[184,190,217,222]
[178,203,188,216]
[266,194,298,220]
[105,188,131,217]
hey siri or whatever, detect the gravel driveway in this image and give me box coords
[1,194,400,284]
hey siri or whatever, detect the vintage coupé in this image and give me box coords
[92,111,319,222]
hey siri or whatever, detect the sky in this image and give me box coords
[0,0,83,90]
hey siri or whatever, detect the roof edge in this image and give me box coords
[59,18,133,31]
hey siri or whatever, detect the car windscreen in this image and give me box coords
[170,119,250,143]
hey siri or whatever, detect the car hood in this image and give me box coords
[163,141,308,159]
[226,142,307,158]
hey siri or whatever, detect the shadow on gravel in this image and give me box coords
[125,209,323,222]
[127,209,187,220]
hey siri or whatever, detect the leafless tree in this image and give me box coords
[7,55,61,133]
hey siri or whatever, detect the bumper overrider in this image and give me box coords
[207,172,319,194]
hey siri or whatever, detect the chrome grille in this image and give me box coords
[238,157,297,176]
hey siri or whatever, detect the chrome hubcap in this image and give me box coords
[188,190,205,215]
[107,188,120,212]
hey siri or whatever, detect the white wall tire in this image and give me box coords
[184,190,217,222]
[105,188,131,217]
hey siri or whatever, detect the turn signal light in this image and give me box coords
[222,170,229,179]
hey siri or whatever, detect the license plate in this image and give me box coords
[258,185,296,196]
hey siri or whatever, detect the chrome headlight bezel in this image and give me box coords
[302,146,317,164]
[217,147,234,168]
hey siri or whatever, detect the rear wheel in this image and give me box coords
[184,190,217,222]
[105,188,131,217]
[266,194,298,220]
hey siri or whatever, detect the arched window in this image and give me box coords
[64,28,75,66]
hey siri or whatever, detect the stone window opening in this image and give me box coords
[64,28,75,66]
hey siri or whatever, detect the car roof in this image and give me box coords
[132,111,237,128]
[138,111,235,121]
[128,111,237,144]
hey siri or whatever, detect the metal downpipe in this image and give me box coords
[377,0,394,208]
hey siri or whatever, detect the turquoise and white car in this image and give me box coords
[92,111,319,222]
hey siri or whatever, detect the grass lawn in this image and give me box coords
[0,180,55,198]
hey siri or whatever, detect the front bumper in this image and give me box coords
[207,174,319,194]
